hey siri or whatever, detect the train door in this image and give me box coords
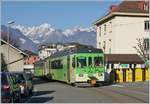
[70,55,75,83]
[67,55,70,83]
[46,59,52,80]
[44,60,49,77]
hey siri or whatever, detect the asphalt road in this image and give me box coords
[24,78,149,103]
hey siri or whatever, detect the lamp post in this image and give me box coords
[7,21,15,70]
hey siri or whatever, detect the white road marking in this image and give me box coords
[111,84,124,87]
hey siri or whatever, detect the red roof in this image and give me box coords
[109,1,149,14]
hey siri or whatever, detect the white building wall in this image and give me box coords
[38,48,57,59]
[114,16,149,54]
[97,15,149,54]
[1,44,25,71]
[97,17,116,54]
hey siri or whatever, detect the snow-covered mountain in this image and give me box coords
[14,23,97,47]
[1,25,38,53]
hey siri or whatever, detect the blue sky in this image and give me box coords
[2,1,120,30]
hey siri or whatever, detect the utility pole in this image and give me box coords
[7,21,15,70]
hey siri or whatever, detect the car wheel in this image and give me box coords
[16,93,21,103]
[10,96,14,103]
[30,89,33,95]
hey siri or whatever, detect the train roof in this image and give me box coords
[50,47,103,58]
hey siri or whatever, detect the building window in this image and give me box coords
[103,41,106,51]
[104,24,106,34]
[143,3,149,11]
[109,22,112,33]
[144,38,149,51]
[109,39,111,53]
[99,42,101,48]
[99,27,101,36]
[144,20,149,31]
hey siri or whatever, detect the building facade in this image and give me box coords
[38,43,90,59]
[38,43,63,59]
[94,1,149,54]
[24,50,39,72]
[1,39,28,72]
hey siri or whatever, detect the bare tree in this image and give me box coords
[134,38,149,65]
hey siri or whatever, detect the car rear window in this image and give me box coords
[15,73,25,81]
[1,73,8,85]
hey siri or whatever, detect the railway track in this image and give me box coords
[89,87,148,103]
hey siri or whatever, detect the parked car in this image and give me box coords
[12,72,34,97]
[1,72,21,103]
[24,70,34,81]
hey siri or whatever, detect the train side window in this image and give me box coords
[51,59,63,69]
[88,57,92,66]
[72,57,75,68]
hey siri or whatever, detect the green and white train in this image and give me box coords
[34,47,105,86]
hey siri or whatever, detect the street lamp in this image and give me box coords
[7,21,15,70]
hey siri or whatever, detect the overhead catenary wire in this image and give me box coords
[99,21,149,28]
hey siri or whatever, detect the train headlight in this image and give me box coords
[79,74,83,77]
[98,73,103,77]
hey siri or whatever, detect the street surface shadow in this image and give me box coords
[28,97,54,103]
[33,78,54,85]
[35,90,55,96]
[76,82,114,88]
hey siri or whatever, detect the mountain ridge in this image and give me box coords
[14,23,97,47]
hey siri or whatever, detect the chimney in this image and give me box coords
[137,1,149,11]
[110,5,118,13]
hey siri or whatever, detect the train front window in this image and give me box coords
[88,57,92,66]
[94,57,103,67]
[77,57,87,68]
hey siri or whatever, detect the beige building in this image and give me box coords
[94,1,149,54]
[1,39,28,72]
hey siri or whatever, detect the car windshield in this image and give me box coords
[94,57,103,67]
[15,73,25,81]
[25,73,32,80]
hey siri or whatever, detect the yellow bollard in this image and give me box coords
[135,68,143,82]
[116,69,123,83]
[126,68,132,82]
[145,68,149,81]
